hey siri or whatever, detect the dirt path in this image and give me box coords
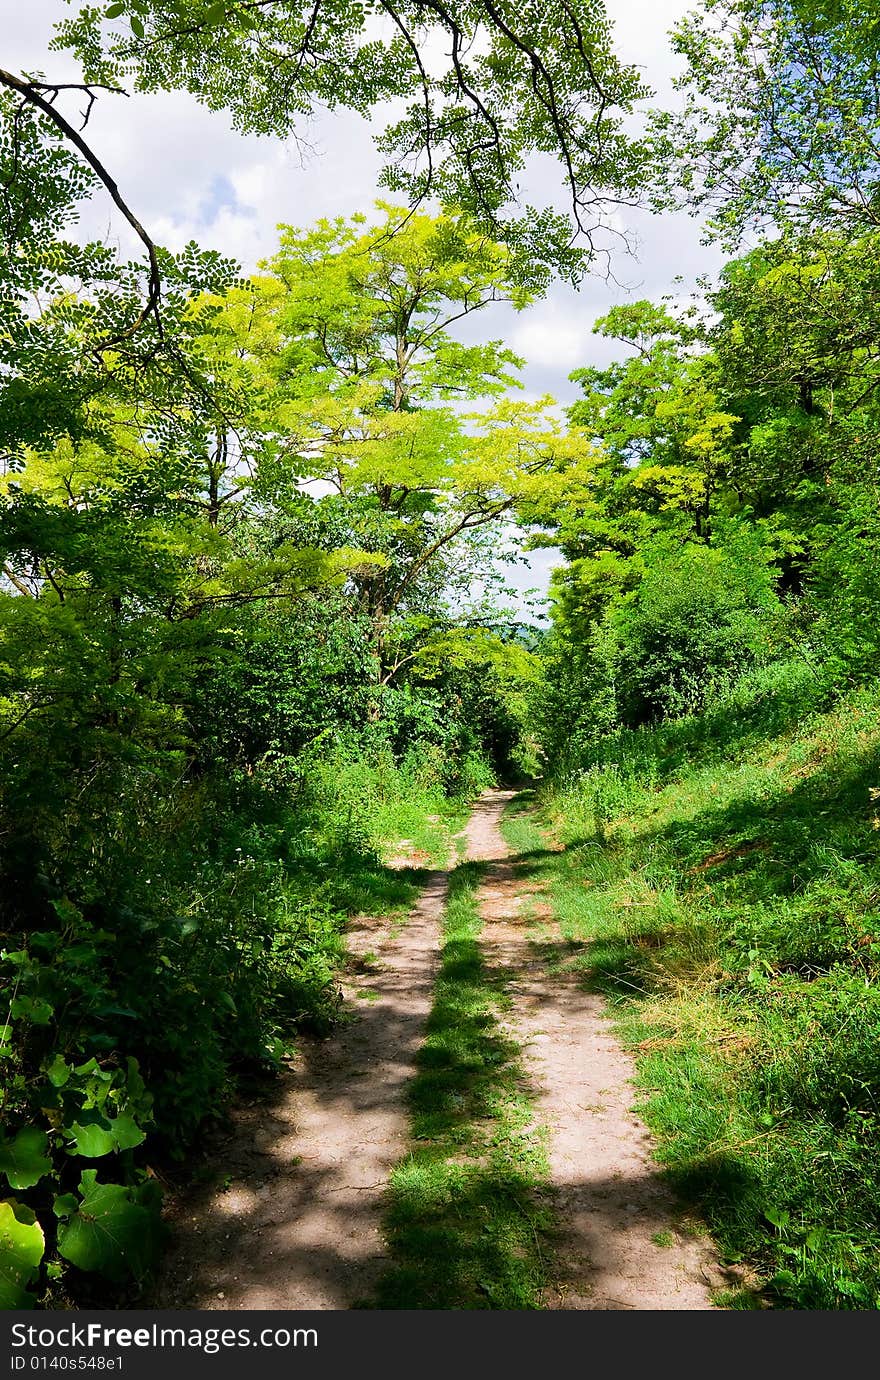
[158,790,722,1311]
[466,789,724,1310]
[155,870,447,1310]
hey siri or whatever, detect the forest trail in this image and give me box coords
[158,790,721,1310]
[467,789,722,1310]
[155,870,448,1308]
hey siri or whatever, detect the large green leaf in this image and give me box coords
[0,1199,44,1308]
[66,1110,146,1157]
[67,1116,115,1158]
[57,1172,161,1282]
[0,1127,51,1190]
[110,1114,146,1152]
[45,1054,71,1088]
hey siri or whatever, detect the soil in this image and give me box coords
[466,789,723,1310]
[156,790,724,1310]
[154,869,447,1309]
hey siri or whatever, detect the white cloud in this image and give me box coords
[510,318,592,371]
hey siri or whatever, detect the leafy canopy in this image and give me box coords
[651,0,880,243]
[54,0,650,281]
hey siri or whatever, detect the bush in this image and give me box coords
[0,726,482,1305]
[611,535,781,725]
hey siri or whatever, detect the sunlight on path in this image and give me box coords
[155,871,448,1309]
[158,790,722,1310]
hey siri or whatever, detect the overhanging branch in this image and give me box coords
[0,67,161,351]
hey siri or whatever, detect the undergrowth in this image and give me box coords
[375,861,551,1309]
[0,744,473,1307]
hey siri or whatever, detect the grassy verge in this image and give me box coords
[519,681,880,1309]
[374,860,551,1309]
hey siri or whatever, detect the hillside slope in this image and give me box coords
[508,670,880,1309]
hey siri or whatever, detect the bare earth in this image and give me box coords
[157,790,723,1310]
[155,870,447,1309]
[467,788,723,1310]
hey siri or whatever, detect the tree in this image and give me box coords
[564,300,737,548]
[54,0,649,286]
[250,204,601,683]
[651,0,880,244]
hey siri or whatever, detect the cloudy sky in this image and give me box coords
[7,0,722,602]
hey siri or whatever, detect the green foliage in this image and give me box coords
[8,0,880,1315]
[539,529,782,772]
[650,0,880,243]
[802,484,880,679]
[0,1129,52,1191]
[249,203,600,706]
[0,1200,45,1308]
[0,86,537,1306]
[543,218,880,757]
[610,534,781,723]
[0,740,474,1303]
[54,0,649,283]
[56,1172,163,1284]
[269,204,531,405]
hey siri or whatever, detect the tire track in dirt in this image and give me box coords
[157,790,723,1311]
[465,788,724,1311]
[155,869,448,1310]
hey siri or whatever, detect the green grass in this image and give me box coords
[515,678,880,1310]
[374,860,552,1309]
[373,793,470,868]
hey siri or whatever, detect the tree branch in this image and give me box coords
[0,67,161,350]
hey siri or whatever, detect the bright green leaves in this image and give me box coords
[248,203,600,674]
[50,1057,153,1159]
[0,1058,151,1177]
[462,397,600,508]
[0,929,156,1298]
[0,1129,51,1191]
[66,1119,117,1159]
[269,203,530,413]
[65,1104,147,1158]
[56,1172,162,1283]
[45,1054,71,1088]
[562,297,739,560]
[0,1051,156,1299]
[0,1200,45,1308]
[630,464,709,514]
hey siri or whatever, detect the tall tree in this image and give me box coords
[246,204,600,683]
[51,0,649,288]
